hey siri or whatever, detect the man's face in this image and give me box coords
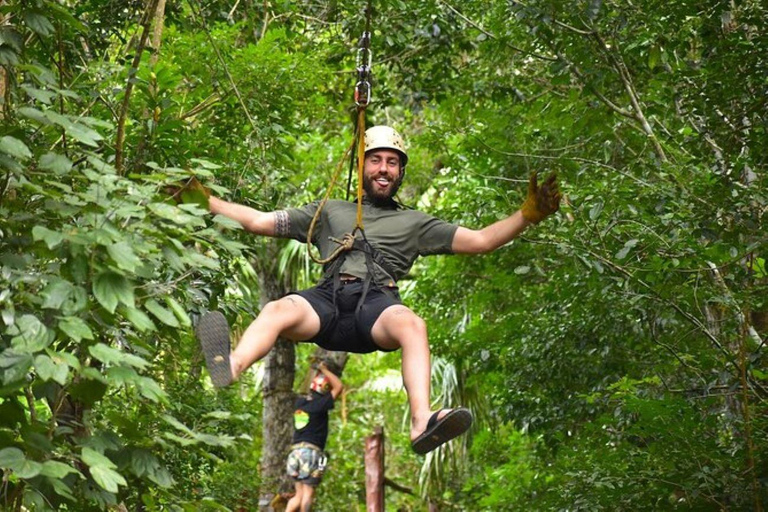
[363,149,403,204]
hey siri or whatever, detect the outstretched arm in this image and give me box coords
[318,362,343,400]
[209,196,279,236]
[451,172,561,255]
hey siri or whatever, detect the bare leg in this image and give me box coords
[371,305,449,441]
[286,481,303,512]
[231,295,320,379]
[299,483,315,511]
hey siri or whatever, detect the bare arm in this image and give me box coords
[209,196,278,236]
[318,363,343,400]
[452,173,561,254]
[451,210,533,254]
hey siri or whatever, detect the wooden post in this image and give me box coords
[365,426,385,512]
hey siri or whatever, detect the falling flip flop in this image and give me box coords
[196,311,233,387]
[411,407,473,454]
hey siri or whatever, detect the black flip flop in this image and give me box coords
[411,407,473,454]
[196,311,233,387]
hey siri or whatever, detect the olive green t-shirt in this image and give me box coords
[276,199,458,284]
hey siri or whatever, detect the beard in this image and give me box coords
[363,172,404,206]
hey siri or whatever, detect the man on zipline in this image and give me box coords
[285,361,342,512]
[195,125,561,453]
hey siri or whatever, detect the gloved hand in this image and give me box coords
[520,172,561,224]
[166,176,210,209]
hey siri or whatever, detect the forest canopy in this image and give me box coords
[0,0,766,510]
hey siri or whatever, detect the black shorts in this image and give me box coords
[290,279,401,353]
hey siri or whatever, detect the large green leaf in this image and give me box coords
[107,241,142,272]
[24,11,55,36]
[58,316,95,342]
[9,314,51,353]
[93,271,135,313]
[119,305,157,332]
[89,343,149,370]
[0,350,33,384]
[39,152,73,175]
[32,225,64,249]
[90,464,127,493]
[0,447,42,478]
[147,202,206,227]
[34,354,69,385]
[40,460,82,479]
[42,280,74,310]
[165,296,192,327]
[0,136,32,160]
[144,299,179,327]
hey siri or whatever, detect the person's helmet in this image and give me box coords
[364,126,408,167]
[310,373,331,394]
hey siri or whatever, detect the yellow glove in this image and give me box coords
[166,176,210,209]
[520,172,561,224]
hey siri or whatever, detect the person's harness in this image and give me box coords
[319,231,399,322]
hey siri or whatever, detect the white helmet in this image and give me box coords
[364,126,408,166]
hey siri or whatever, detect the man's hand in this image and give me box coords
[166,176,210,209]
[520,172,561,224]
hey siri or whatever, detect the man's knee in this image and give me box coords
[263,296,306,318]
[386,307,427,336]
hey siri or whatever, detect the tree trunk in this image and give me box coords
[365,426,385,512]
[256,253,296,510]
[260,338,296,510]
[149,0,166,66]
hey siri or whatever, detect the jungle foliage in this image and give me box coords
[0,0,766,510]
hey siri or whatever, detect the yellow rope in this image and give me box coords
[355,108,366,230]
[305,108,367,265]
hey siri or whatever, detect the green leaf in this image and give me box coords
[32,225,64,249]
[90,465,127,493]
[165,297,191,327]
[34,354,69,385]
[119,305,157,332]
[80,447,115,469]
[0,350,33,384]
[10,314,51,353]
[136,376,167,402]
[42,280,74,309]
[24,11,55,36]
[59,316,94,342]
[514,266,531,275]
[0,447,42,478]
[130,449,157,477]
[0,136,32,160]
[0,447,24,468]
[18,106,51,125]
[0,26,24,52]
[40,460,82,479]
[89,343,150,370]
[93,271,135,313]
[20,85,55,105]
[615,239,639,260]
[48,478,76,500]
[147,465,174,488]
[39,152,73,175]
[107,242,141,272]
[144,299,179,327]
[148,202,205,227]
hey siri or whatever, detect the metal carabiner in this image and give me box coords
[355,80,371,107]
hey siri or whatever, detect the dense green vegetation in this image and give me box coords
[0,0,766,510]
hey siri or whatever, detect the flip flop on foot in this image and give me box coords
[411,407,473,454]
[196,311,233,387]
